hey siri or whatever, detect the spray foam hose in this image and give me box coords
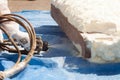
[0,14,36,80]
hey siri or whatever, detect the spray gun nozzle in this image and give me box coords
[42,41,48,51]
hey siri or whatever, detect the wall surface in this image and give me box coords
[8,0,51,12]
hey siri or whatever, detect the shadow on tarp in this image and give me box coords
[34,25,80,57]
[34,25,66,36]
[63,57,120,76]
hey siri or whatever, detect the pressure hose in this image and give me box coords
[0,14,37,80]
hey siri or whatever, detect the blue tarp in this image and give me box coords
[1,10,120,80]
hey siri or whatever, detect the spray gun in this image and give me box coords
[0,37,48,54]
[0,14,48,80]
[0,14,48,54]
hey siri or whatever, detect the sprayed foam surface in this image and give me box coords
[51,0,120,34]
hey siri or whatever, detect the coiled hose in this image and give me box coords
[0,14,37,80]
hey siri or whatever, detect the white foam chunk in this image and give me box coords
[51,0,120,63]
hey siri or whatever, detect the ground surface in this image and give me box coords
[8,0,51,12]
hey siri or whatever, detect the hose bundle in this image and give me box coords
[0,14,36,80]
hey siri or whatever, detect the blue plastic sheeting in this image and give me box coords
[1,10,120,80]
